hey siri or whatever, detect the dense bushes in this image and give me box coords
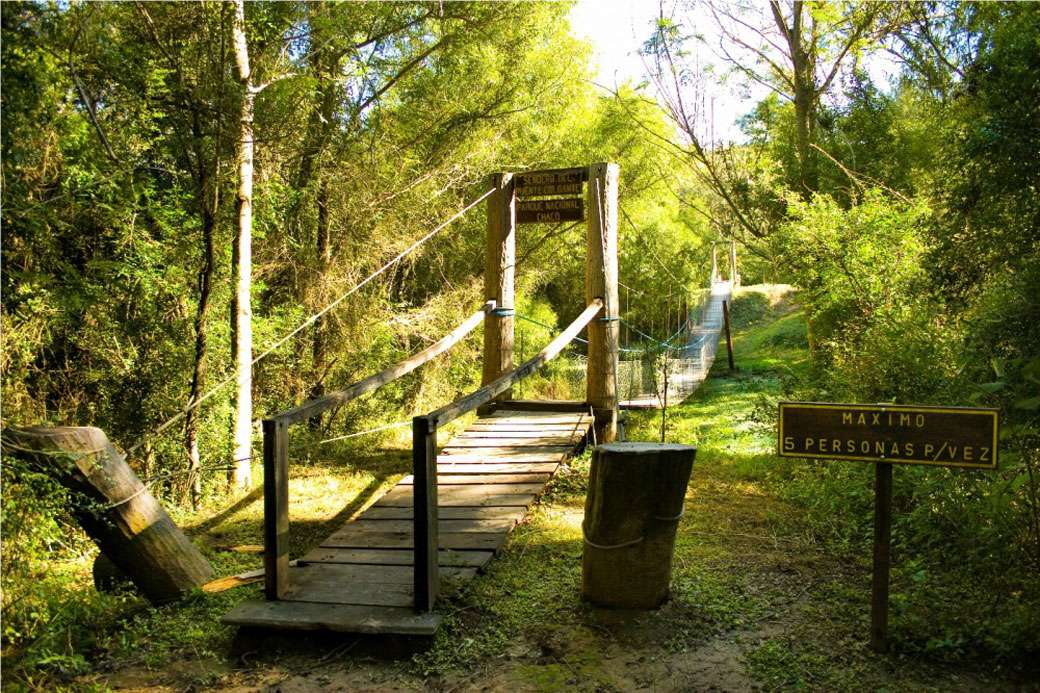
[761,189,1040,658]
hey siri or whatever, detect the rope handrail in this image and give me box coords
[126,188,494,455]
[420,299,604,430]
[274,300,496,426]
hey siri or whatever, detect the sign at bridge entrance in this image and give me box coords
[516,167,587,199]
[515,167,588,224]
[517,197,584,224]
[778,402,999,469]
[776,400,998,656]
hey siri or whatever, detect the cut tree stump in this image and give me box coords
[2,426,213,604]
[581,442,695,609]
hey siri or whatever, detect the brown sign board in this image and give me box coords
[515,167,587,198]
[517,197,584,224]
[777,402,999,469]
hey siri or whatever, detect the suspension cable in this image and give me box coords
[127,187,494,455]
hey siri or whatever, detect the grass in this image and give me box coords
[3,284,1037,691]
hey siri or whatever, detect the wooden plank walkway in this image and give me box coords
[223,407,592,635]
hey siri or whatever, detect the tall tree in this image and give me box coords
[230,0,254,489]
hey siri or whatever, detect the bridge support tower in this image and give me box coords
[586,162,619,443]
[481,172,516,406]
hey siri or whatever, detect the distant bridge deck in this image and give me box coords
[619,280,732,410]
[223,405,591,635]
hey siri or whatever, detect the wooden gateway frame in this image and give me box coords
[481,164,620,443]
[225,163,620,635]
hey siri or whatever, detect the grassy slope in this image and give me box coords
[12,286,1035,691]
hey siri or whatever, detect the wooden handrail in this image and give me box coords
[412,298,604,612]
[275,300,496,426]
[262,299,495,601]
[423,298,603,430]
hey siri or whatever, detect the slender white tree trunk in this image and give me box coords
[231,0,254,489]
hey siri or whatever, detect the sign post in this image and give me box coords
[870,461,892,652]
[777,402,999,653]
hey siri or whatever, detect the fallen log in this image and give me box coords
[2,426,213,604]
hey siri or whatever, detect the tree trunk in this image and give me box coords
[230,0,254,489]
[2,426,213,604]
[582,443,696,609]
[789,1,817,196]
[310,176,331,410]
[185,199,216,508]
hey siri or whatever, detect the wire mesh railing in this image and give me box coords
[618,280,732,409]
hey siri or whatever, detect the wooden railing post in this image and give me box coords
[263,417,289,600]
[413,415,439,611]
[482,172,516,408]
[587,162,620,443]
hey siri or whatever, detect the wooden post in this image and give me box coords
[413,415,440,611]
[482,172,515,407]
[263,417,289,600]
[871,462,893,652]
[586,162,620,443]
[723,299,735,371]
[2,426,213,604]
[582,443,696,608]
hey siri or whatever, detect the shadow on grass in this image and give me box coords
[187,485,264,535]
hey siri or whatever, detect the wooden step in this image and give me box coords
[223,600,442,635]
[299,546,495,568]
[402,473,551,485]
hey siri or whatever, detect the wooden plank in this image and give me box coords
[222,600,443,636]
[469,422,589,431]
[488,410,591,420]
[465,423,587,432]
[283,577,416,607]
[494,400,591,413]
[452,431,582,441]
[330,518,515,535]
[402,473,551,485]
[380,483,544,501]
[361,506,526,521]
[321,530,507,551]
[435,462,559,474]
[300,547,494,568]
[375,485,538,508]
[281,577,479,608]
[485,417,590,425]
[443,437,575,447]
[282,563,474,585]
[440,444,571,454]
[436,452,567,464]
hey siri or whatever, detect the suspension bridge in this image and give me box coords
[223,163,737,636]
